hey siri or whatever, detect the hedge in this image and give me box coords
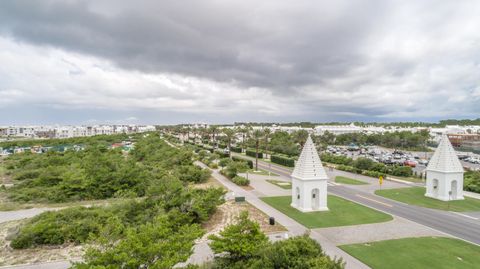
[232,156,253,169]
[336,165,362,174]
[271,155,295,167]
[215,150,230,158]
[231,175,250,186]
[362,170,386,178]
[246,149,263,159]
[230,146,242,153]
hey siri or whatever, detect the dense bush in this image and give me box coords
[232,156,253,169]
[336,165,362,174]
[3,135,211,203]
[390,166,413,177]
[465,171,480,193]
[215,150,230,158]
[208,212,344,269]
[232,176,250,186]
[230,146,242,153]
[10,207,115,249]
[174,165,211,183]
[270,155,295,167]
[362,170,386,178]
[11,186,225,249]
[246,149,263,159]
[321,153,353,166]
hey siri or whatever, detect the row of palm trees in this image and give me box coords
[166,125,274,171]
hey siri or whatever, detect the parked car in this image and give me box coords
[404,160,417,168]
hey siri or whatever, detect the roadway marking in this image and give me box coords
[451,212,479,220]
[355,194,393,208]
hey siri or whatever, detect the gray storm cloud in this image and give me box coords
[0,0,480,124]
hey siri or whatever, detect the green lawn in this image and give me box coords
[248,169,279,176]
[340,237,480,269]
[261,195,392,228]
[335,176,368,185]
[375,187,480,212]
[266,180,292,189]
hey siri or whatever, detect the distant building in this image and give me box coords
[315,123,362,135]
[447,134,480,152]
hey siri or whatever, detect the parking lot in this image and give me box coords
[324,145,480,172]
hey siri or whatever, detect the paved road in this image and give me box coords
[239,154,480,246]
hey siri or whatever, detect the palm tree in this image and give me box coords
[223,128,236,157]
[252,129,264,171]
[263,128,271,159]
[209,126,218,148]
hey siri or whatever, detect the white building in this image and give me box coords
[291,135,329,212]
[314,123,362,135]
[425,134,464,201]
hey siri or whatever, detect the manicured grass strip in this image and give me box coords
[335,176,368,185]
[266,180,292,189]
[340,237,480,269]
[248,169,279,176]
[375,187,480,212]
[261,195,392,228]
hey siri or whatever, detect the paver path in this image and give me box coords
[314,216,447,245]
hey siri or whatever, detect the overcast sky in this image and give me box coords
[1,0,480,125]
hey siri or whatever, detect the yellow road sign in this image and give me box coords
[379,176,384,185]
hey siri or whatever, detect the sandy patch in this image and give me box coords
[0,220,83,266]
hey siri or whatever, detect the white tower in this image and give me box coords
[291,135,329,212]
[425,134,464,201]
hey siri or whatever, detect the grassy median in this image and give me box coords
[340,237,480,269]
[335,176,368,185]
[375,187,480,212]
[261,195,392,228]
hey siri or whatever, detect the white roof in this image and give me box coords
[291,135,328,180]
[426,134,464,173]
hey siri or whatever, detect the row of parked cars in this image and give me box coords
[459,155,480,164]
[326,146,428,168]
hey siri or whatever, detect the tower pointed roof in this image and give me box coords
[292,135,328,180]
[426,134,463,173]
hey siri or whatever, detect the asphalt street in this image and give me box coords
[239,154,480,246]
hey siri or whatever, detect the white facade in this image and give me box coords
[425,134,464,201]
[291,135,329,212]
[315,123,362,135]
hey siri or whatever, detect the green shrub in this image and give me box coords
[390,166,413,177]
[231,176,250,186]
[218,158,232,168]
[362,170,385,178]
[10,207,115,249]
[465,171,480,193]
[336,165,362,174]
[246,149,263,159]
[232,156,253,169]
[270,155,295,167]
[215,150,230,158]
[230,146,242,153]
[209,163,219,169]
